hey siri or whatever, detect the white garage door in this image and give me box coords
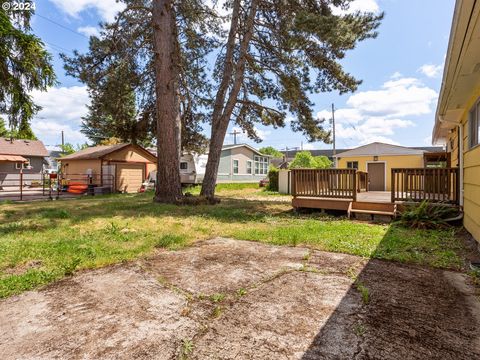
[116,164,144,193]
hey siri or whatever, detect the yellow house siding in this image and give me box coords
[337,154,424,191]
[446,88,480,243]
[61,159,102,177]
[103,146,155,163]
[463,145,480,242]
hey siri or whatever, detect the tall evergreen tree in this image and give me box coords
[0,1,56,134]
[62,0,215,202]
[200,0,383,198]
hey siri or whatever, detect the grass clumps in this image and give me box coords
[155,234,187,250]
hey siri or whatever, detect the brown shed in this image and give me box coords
[59,144,157,193]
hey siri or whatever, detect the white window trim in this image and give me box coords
[246,160,253,175]
[469,100,480,150]
[232,158,240,174]
[15,158,31,170]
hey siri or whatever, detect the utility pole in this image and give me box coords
[283,146,299,161]
[331,103,336,168]
[61,130,65,155]
[229,130,242,145]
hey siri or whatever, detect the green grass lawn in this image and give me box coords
[0,186,467,298]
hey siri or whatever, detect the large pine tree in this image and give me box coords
[63,0,382,202]
[0,1,55,135]
[200,0,383,198]
[63,0,216,202]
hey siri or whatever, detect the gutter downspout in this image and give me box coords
[459,124,464,208]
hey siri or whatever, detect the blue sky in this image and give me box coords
[28,0,455,151]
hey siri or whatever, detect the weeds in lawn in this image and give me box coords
[209,293,226,303]
[39,208,70,219]
[211,305,223,318]
[0,222,22,235]
[236,288,247,297]
[61,257,81,276]
[155,234,187,250]
[355,281,370,304]
[353,322,366,336]
[179,339,193,359]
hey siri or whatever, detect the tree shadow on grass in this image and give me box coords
[300,225,480,359]
[0,194,297,236]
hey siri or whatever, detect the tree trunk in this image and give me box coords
[200,0,259,199]
[152,0,183,203]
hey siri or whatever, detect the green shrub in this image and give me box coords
[289,151,332,169]
[399,201,460,229]
[266,167,279,192]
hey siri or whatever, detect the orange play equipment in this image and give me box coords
[67,182,88,194]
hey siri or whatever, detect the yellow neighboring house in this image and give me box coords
[334,142,444,191]
[433,0,480,243]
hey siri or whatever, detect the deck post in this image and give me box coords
[391,169,395,203]
[352,170,357,202]
[291,170,296,197]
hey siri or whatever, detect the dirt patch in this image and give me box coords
[1,238,479,359]
[142,238,307,295]
[2,259,43,276]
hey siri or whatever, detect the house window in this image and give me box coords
[233,159,239,174]
[180,162,188,170]
[347,161,358,170]
[254,156,268,175]
[469,101,480,148]
[246,161,252,174]
[15,158,31,170]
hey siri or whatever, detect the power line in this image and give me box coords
[35,13,89,39]
[44,40,74,55]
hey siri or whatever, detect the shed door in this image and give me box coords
[367,162,386,191]
[116,164,144,193]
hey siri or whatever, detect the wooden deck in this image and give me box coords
[291,168,459,218]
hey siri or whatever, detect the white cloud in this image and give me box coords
[49,0,125,22]
[77,26,100,37]
[332,0,380,15]
[346,77,437,118]
[390,71,403,80]
[30,86,90,146]
[316,75,438,146]
[418,63,443,78]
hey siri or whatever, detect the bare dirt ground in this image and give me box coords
[1,238,480,359]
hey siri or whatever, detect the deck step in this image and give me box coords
[349,209,395,216]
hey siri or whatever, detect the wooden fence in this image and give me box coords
[292,169,357,200]
[391,168,459,204]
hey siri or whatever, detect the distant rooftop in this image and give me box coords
[0,137,48,157]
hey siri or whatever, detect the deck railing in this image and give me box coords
[391,168,459,204]
[292,169,357,200]
[357,171,368,192]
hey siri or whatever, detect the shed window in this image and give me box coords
[233,159,239,174]
[469,101,480,148]
[347,161,358,170]
[180,162,188,170]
